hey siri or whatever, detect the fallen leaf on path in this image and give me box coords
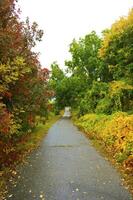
[40,194,45,199]
[83,192,87,194]
[8,194,13,198]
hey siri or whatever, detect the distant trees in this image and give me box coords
[49,62,87,111]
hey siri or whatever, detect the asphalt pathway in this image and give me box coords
[6,119,132,200]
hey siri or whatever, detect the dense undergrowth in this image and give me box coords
[73,111,133,193]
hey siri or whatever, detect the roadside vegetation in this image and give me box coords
[0,0,53,167]
[50,9,133,193]
[73,112,133,193]
[0,113,60,199]
[0,0,133,197]
[0,1,58,198]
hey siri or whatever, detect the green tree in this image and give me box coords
[65,31,102,84]
[49,62,86,110]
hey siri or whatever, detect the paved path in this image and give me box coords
[6,119,132,200]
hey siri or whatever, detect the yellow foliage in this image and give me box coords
[99,9,133,57]
[75,112,133,168]
[0,56,31,93]
[109,81,133,96]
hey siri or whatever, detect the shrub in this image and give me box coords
[74,112,133,169]
[95,97,112,114]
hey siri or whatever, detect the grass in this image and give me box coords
[0,113,60,200]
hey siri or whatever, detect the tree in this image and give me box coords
[0,0,50,138]
[49,62,86,110]
[99,9,133,82]
[65,31,102,85]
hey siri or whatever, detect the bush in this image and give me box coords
[95,97,112,114]
[74,112,133,169]
[78,81,109,115]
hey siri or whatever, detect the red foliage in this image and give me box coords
[0,0,51,168]
[28,114,35,127]
[0,108,11,135]
[3,91,12,100]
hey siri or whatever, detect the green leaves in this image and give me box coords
[65,31,102,83]
[49,62,87,110]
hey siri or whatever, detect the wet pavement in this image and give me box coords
[6,119,132,200]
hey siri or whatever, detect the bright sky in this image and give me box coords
[19,0,133,69]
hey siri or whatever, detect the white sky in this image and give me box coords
[18,0,133,69]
